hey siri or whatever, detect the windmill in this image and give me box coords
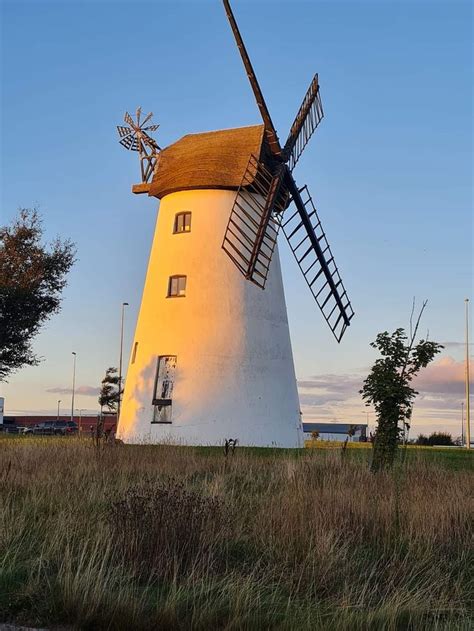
[116,1,354,448]
[117,107,161,183]
[220,0,353,342]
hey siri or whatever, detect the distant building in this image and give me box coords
[302,422,367,442]
[1,414,117,433]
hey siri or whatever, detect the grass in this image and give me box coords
[0,437,472,630]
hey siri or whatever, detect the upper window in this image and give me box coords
[168,275,187,297]
[174,212,191,234]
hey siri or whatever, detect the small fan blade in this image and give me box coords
[136,107,142,125]
[119,134,139,151]
[282,179,354,341]
[124,111,134,127]
[142,132,159,150]
[143,124,160,132]
[117,125,133,139]
[283,75,324,171]
[141,111,154,126]
[119,136,134,150]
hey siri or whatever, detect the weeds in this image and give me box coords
[0,437,472,630]
[108,478,228,580]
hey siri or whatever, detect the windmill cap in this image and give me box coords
[145,124,266,199]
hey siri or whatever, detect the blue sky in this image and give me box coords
[1,0,472,437]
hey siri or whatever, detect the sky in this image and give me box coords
[1,0,472,438]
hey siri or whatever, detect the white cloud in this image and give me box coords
[46,385,100,397]
[298,355,471,435]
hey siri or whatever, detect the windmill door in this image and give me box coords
[152,355,177,424]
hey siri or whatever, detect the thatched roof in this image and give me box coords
[147,124,265,199]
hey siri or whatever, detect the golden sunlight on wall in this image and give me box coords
[117,189,302,447]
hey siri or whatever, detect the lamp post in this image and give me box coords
[465,299,471,450]
[71,352,77,423]
[363,410,372,442]
[57,400,61,421]
[461,402,464,447]
[117,302,129,423]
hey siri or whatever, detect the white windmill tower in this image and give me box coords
[116,1,354,447]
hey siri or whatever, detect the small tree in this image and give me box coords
[416,434,430,446]
[428,432,454,446]
[97,367,121,444]
[360,302,443,472]
[98,367,121,413]
[0,209,76,381]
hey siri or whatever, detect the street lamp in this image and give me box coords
[71,352,77,423]
[363,410,372,432]
[57,399,61,421]
[465,298,471,450]
[117,302,129,423]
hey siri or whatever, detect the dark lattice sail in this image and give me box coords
[220,0,354,342]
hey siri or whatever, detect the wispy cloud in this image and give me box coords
[298,374,364,423]
[46,385,100,397]
[440,341,473,349]
[297,355,471,435]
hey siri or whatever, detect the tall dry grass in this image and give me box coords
[0,438,472,630]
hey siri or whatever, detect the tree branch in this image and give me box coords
[401,299,428,379]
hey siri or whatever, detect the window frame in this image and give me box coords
[167,275,187,298]
[151,355,177,424]
[173,211,192,234]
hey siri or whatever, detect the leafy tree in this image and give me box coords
[428,432,454,446]
[416,434,430,446]
[98,367,121,413]
[0,208,76,381]
[95,367,122,446]
[360,302,443,472]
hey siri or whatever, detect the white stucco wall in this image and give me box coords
[117,189,302,447]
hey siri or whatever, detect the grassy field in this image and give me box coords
[0,437,472,630]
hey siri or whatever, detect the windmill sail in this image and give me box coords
[282,183,354,341]
[220,0,354,340]
[222,155,288,288]
[222,0,281,157]
[283,74,324,171]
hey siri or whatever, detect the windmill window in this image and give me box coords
[168,275,187,297]
[131,342,138,364]
[174,212,191,234]
[152,355,177,424]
